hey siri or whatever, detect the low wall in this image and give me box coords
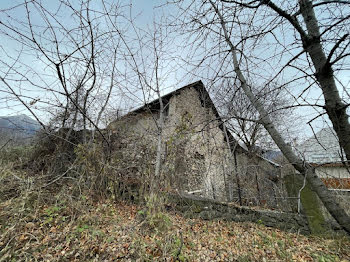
[320,190,350,231]
[168,193,310,235]
[283,173,349,235]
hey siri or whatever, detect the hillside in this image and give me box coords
[0,137,349,261]
[1,154,349,261]
[1,197,349,261]
[0,114,41,144]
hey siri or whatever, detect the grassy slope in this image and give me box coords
[1,194,349,262]
[0,147,349,262]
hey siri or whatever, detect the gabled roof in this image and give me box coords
[128,81,223,121]
[130,81,204,114]
[299,127,345,164]
[121,81,245,152]
[114,80,280,167]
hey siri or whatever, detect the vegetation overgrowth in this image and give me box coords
[1,145,349,261]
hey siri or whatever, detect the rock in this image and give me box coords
[168,193,310,234]
[25,222,35,229]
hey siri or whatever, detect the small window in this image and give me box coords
[163,104,169,118]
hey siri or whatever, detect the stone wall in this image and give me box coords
[108,85,281,205]
[319,191,350,232]
[234,153,285,209]
[165,87,231,201]
[168,193,310,235]
[109,86,231,201]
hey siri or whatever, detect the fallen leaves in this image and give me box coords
[1,197,349,261]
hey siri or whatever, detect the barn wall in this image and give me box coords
[108,86,279,203]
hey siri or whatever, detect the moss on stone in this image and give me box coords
[300,183,327,234]
[283,173,327,235]
[191,204,203,213]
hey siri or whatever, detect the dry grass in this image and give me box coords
[1,146,349,261]
[1,190,349,261]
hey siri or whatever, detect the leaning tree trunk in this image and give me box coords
[233,49,350,234]
[298,0,350,162]
[266,0,350,161]
[209,0,350,234]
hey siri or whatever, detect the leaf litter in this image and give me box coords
[1,196,349,262]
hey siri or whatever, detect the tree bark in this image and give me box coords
[154,98,164,182]
[223,124,235,202]
[154,72,164,192]
[209,0,350,234]
[297,0,350,161]
[265,0,350,161]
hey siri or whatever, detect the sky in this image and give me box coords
[0,0,349,143]
[0,0,177,119]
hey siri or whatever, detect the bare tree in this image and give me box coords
[0,0,179,200]
[0,0,145,197]
[169,0,350,234]
[0,0,127,145]
[102,3,181,200]
[216,80,297,152]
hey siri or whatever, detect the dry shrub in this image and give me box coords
[27,129,85,174]
[0,145,36,201]
[0,162,28,201]
[1,126,168,207]
[74,142,111,198]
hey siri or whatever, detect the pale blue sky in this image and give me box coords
[0,0,179,119]
[0,1,348,142]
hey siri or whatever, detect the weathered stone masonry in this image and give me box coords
[109,81,284,207]
[168,193,310,235]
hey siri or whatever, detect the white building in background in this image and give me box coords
[299,127,350,190]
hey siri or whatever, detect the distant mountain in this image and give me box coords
[0,114,41,140]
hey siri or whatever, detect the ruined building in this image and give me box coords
[108,81,285,207]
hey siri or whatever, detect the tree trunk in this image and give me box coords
[233,149,243,206]
[154,90,164,192]
[223,125,235,202]
[298,0,350,162]
[236,49,350,233]
[209,0,350,234]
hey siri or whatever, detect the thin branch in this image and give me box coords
[326,34,349,65]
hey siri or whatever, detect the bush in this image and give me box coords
[0,145,34,164]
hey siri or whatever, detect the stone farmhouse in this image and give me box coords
[108,81,284,207]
